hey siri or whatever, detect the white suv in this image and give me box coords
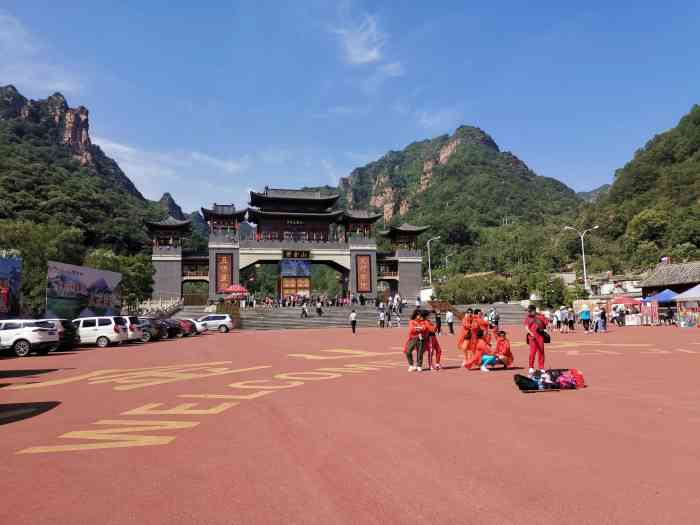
[197,314,234,333]
[0,319,59,357]
[120,316,144,343]
[73,316,127,348]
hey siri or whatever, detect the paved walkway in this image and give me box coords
[1,325,699,524]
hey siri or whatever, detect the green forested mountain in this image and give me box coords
[581,105,700,267]
[0,85,167,313]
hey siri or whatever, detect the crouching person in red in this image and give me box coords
[463,329,495,372]
[493,330,514,369]
[404,309,425,372]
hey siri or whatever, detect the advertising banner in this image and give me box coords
[356,255,372,293]
[0,254,22,318]
[216,254,233,293]
[280,259,311,277]
[45,261,122,320]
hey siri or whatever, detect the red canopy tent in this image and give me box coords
[222,284,248,299]
[611,295,641,306]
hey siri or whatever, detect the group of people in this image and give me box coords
[455,308,514,372]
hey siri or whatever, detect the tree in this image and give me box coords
[0,220,85,315]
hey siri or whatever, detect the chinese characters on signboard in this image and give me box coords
[282,250,310,259]
[356,255,372,293]
[216,254,232,293]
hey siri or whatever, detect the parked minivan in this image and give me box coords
[120,316,144,343]
[73,316,127,348]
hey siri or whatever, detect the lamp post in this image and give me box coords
[426,236,441,288]
[564,225,599,291]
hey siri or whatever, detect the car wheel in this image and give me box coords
[219,325,229,333]
[96,336,110,348]
[13,339,31,357]
[175,330,184,338]
[161,330,170,340]
[141,331,152,343]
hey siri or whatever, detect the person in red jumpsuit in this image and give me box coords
[523,305,547,375]
[456,308,473,366]
[422,312,443,370]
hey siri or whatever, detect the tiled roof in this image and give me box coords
[639,261,700,288]
[379,223,431,236]
[145,215,191,228]
[258,188,339,200]
[343,210,383,221]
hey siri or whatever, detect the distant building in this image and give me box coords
[589,271,645,298]
[639,261,700,297]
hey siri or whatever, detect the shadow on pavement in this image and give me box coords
[0,369,61,379]
[0,402,61,425]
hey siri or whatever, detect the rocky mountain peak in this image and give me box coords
[158,192,186,220]
[453,125,500,151]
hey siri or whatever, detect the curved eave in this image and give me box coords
[145,217,192,231]
[247,208,344,221]
[379,224,431,237]
[201,208,247,222]
[249,191,340,208]
[341,212,383,223]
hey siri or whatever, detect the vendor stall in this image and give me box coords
[675,284,700,327]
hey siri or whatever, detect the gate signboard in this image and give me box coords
[216,254,233,293]
[356,255,372,293]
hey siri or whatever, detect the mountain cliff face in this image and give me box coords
[339,125,581,226]
[577,184,610,203]
[0,85,162,252]
[158,192,186,220]
[0,85,142,198]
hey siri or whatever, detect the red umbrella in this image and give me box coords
[222,284,248,298]
[611,295,641,305]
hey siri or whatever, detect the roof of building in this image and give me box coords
[342,210,383,222]
[639,261,700,288]
[201,204,247,220]
[247,208,344,221]
[378,223,431,236]
[249,187,340,206]
[145,215,192,229]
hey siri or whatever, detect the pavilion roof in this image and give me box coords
[201,204,247,221]
[378,223,431,237]
[639,261,700,288]
[249,187,340,207]
[342,210,383,223]
[247,208,344,222]
[145,215,192,230]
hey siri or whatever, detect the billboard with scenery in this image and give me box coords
[0,255,22,319]
[280,259,311,277]
[45,261,122,320]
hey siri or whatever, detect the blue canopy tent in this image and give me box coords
[644,288,679,304]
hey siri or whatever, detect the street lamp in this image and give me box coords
[564,225,599,291]
[426,236,441,288]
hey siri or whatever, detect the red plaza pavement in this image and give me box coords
[1,324,699,524]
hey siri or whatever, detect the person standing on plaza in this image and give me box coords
[301,303,309,318]
[524,304,547,375]
[415,295,421,308]
[349,309,357,334]
[404,309,425,372]
[378,309,385,328]
[446,309,454,334]
[316,299,323,317]
[435,309,442,335]
[580,305,591,331]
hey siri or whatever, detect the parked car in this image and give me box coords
[178,319,197,336]
[120,316,144,343]
[73,316,127,348]
[185,318,209,334]
[197,314,234,333]
[159,319,183,339]
[44,318,81,351]
[137,317,167,342]
[0,319,59,357]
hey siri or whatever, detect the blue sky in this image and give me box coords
[2,1,699,211]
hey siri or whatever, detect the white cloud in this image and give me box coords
[0,11,83,96]
[379,61,404,77]
[416,106,463,131]
[94,136,250,210]
[333,15,385,65]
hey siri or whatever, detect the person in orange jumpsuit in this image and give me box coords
[463,329,494,371]
[475,309,491,346]
[404,309,425,371]
[456,308,474,366]
[493,330,514,369]
[422,311,443,370]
